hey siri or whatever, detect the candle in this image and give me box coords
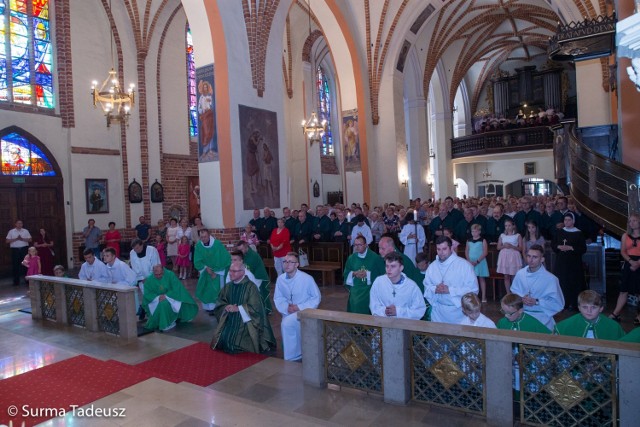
[413,210,418,222]
[347,213,352,222]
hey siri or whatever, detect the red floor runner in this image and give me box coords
[133,342,267,386]
[0,355,152,426]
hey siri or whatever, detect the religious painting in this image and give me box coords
[342,109,361,172]
[238,105,280,209]
[128,179,143,203]
[196,64,218,163]
[524,162,536,175]
[85,179,109,214]
[150,180,164,203]
[188,176,200,221]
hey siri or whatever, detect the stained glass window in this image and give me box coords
[0,0,54,108]
[1,131,55,175]
[316,65,333,156]
[186,25,197,137]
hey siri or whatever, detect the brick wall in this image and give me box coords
[71,226,244,267]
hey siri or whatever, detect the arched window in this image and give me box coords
[0,0,54,108]
[1,131,56,176]
[316,65,333,156]
[186,25,197,137]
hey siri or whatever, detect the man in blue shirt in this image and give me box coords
[135,216,152,242]
[82,219,102,258]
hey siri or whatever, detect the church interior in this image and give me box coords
[1,0,640,425]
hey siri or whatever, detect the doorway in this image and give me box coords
[0,127,66,277]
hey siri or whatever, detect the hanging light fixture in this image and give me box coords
[300,0,326,145]
[91,1,135,127]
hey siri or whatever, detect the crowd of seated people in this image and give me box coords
[474,106,565,134]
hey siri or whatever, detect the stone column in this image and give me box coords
[382,327,411,405]
[485,340,514,426]
[301,315,326,388]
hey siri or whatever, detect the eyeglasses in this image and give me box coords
[229,269,244,273]
[353,243,366,247]
[283,260,298,265]
[500,308,519,317]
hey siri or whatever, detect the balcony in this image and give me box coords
[451,126,554,159]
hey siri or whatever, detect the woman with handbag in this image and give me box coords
[269,218,291,275]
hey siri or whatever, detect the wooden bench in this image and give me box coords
[263,258,341,286]
[299,261,342,286]
[27,274,138,340]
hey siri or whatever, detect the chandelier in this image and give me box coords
[91,68,135,127]
[300,0,326,145]
[91,0,135,128]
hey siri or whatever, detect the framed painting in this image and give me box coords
[524,162,536,175]
[85,179,109,214]
[150,180,164,203]
[128,179,143,203]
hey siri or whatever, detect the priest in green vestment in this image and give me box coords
[211,260,276,353]
[554,290,625,340]
[143,265,199,331]
[343,235,385,314]
[194,229,232,312]
[236,240,272,314]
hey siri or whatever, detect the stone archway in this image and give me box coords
[0,126,66,277]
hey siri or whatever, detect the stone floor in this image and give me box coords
[0,270,637,426]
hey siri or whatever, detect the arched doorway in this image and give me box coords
[0,126,65,277]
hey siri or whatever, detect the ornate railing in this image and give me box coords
[554,120,640,237]
[300,309,640,427]
[27,275,138,340]
[451,127,554,159]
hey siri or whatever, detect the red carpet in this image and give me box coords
[0,355,152,426]
[134,342,267,386]
[0,343,267,426]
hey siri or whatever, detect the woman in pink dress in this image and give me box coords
[153,233,167,266]
[34,227,54,275]
[104,221,122,258]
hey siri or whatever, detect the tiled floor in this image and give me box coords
[0,271,637,426]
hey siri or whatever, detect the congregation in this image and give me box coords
[6,192,640,363]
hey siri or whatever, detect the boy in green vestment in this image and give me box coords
[620,327,640,343]
[143,265,199,331]
[194,229,231,313]
[554,290,625,340]
[343,235,385,314]
[497,294,551,333]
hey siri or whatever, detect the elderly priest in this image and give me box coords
[211,260,276,353]
[143,265,199,331]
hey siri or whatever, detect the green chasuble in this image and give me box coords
[497,312,551,334]
[343,249,385,314]
[620,327,640,343]
[194,238,232,304]
[143,268,199,330]
[554,313,625,341]
[211,276,276,354]
[243,248,273,314]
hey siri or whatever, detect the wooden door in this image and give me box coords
[0,183,66,277]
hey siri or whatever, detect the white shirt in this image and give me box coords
[370,273,426,320]
[274,270,321,317]
[129,245,161,282]
[105,258,137,286]
[350,223,373,246]
[6,227,31,248]
[78,259,110,283]
[423,252,478,324]
[510,265,565,329]
[460,313,496,329]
